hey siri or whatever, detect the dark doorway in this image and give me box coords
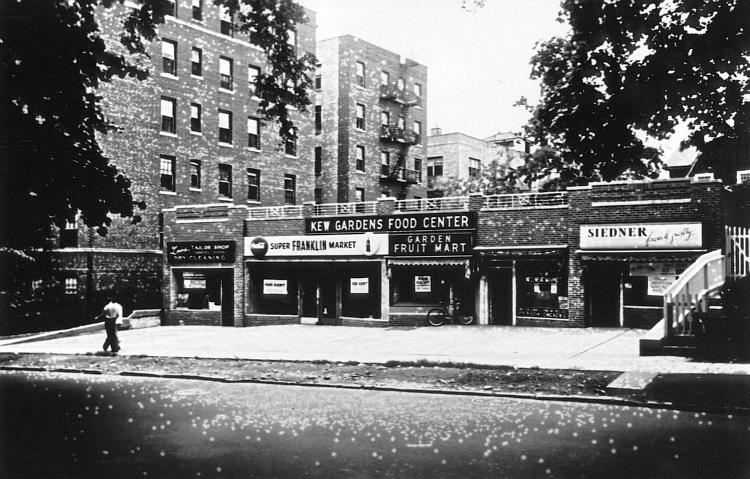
[585,263,621,327]
[301,275,317,318]
[319,272,337,321]
[489,268,513,325]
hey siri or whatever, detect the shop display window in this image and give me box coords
[174,271,224,310]
[342,264,380,318]
[249,265,298,315]
[516,261,568,319]
[625,263,685,307]
[390,266,469,307]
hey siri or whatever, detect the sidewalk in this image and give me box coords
[1,324,749,375]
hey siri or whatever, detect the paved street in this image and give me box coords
[2,325,750,375]
[2,371,748,479]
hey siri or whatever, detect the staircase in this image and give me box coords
[640,226,750,357]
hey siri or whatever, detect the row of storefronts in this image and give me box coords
[162,179,726,329]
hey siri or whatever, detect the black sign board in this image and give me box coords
[306,212,477,234]
[167,241,235,264]
[389,232,474,256]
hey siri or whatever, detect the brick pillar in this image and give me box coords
[302,201,315,218]
[377,196,396,215]
[469,193,484,211]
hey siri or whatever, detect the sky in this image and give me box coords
[298,0,569,140]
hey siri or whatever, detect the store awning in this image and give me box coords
[577,249,706,262]
[387,257,470,267]
[475,245,568,259]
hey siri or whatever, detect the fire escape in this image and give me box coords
[379,80,421,195]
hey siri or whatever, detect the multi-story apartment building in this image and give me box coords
[14,2,317,332]
[315,35,427,204]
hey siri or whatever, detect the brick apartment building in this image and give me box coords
[24,1,317,330]
[315,35,428,204]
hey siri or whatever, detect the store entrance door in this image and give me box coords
[586,264,621,327]
[319,272,338,324]
[489,268,513,325]
[220,274,234,326]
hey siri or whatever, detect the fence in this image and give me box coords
[247,205,303,220]
[395,196,469,212]
[726,225,750,280]
[483,191,568,210]
[312,201,377,217]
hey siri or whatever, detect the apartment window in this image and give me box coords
[218,164,232,198]
[219,56,233,90]
[287,29,297,47]
[247,168,260,201]
[248,64,260,96]
[314,74,321,90]
[220,7,233,36]
[381,150,390,176]
[218,110,232,144]
[414,121,422,144]
[427,156,443,177]
[355,103,365,130]
[397,115,405,130]
[381,70,390,86]
[162,39,176,76]
[738,169,750,184]
[314,188,322,204]
[381,111,390,127]
[314,105,322,134]
[31,279,43,292]
[284,174,296,205]
[60,218,78,248]
[414,158,422,182]
[285,136,297,156]
[355,61,365,87]
[469,157,481,177]
[355,145,365,171]
[160,97,176,134]
[247,117,260,149]
[64,277,78,295]
[355,188,365,202]
[397,77,404,90]
[314,146,322,176]
[163,0,176,17]
[190,159,201,189]
[190,103,201,133]
[191,47,202,76]
[160,155,176,191]
[191,0,202,20]
[414,82,422,97]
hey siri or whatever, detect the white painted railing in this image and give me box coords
[726,226,750,280]
[247,205,303,220]
[395,196,469,212]
[663,249,725,337]
[483,191,568,210]
[312,201,377,216]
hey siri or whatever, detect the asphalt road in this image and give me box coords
[1,371,749,479]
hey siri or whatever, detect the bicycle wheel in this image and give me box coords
[427,308,447,327]
[458,313,474,325]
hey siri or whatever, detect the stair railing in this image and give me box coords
[663,249,725,337]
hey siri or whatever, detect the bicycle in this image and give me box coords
[427,299,474,326]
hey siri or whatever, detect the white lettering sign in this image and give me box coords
[245,234,388,257]
[350,277,369,294]
[580,223,702,249]
[263,279,288,295]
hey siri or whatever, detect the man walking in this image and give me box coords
[97,297,123,354]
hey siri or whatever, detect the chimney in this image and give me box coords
[430,125,442,136]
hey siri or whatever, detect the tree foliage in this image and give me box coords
[436,149,525,196]
[524,0,749,186]
[0,0,315,251]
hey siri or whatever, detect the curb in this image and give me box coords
[2,364,747,416]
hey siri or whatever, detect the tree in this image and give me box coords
[0,0,316,251]
[435,148,526,196]
[522,0,749,187]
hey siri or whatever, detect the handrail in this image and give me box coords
[247,205,303,220]
[663,249,725,337]
[395,196,469,212]
[312,201,377,216]
[483,191,568,209]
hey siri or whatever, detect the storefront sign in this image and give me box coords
[350,278,369,294]
[306,212,477,234]
[263,279,288,295]
[414,275,432,293]
[517,307,569,319]
[630,263,680,295]
[246,234,388,258]
[182,272,206,289]
[167,241,235,264]
[389,233,474,256]
[580,223,702,250]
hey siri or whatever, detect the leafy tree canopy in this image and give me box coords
[0,0,315,251]
[522,0,749,187]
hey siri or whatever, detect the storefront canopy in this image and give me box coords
[577,249,706,263]
[387,258,470,267]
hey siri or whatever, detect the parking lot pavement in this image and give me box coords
[1,324,749,375]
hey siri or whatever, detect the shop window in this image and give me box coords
[249,265,298,315]
[390,267,464,306]
[516,261,568,319]
[174,271,226,310]
[342,264,381,318]
[625,263,684,308]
